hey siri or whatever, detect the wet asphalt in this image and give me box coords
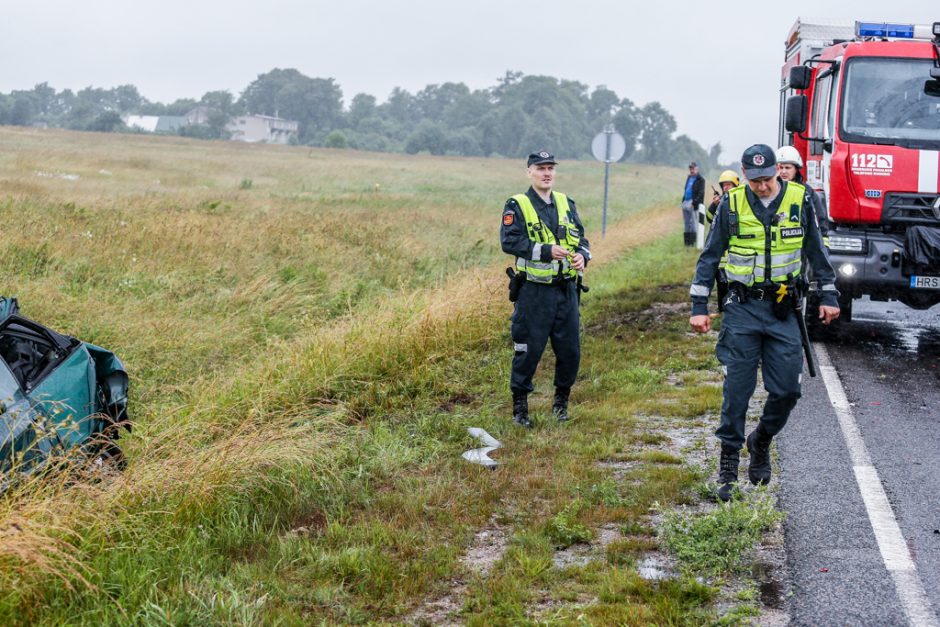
[778,298,940,626]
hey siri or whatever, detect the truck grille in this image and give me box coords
[882,193,940,225]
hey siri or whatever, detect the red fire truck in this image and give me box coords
[780,19,940,321]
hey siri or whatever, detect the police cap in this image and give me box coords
[527,151,557,167]
[741,144,777,180]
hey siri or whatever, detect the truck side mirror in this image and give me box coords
[785,95,808,134]
[925,79,940,98]
[789,66,812,90]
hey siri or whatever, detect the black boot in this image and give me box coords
[553,386,570,422]
[746,423,773,485]
[717,444,740,502]
[512,392,533,429]
[684,232,695,247]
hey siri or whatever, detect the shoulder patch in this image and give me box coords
[503,212,514,226]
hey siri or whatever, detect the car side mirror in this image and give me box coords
[789,66,812,90]
[785,95,808,134]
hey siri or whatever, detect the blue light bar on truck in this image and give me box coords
[855,22,915,38]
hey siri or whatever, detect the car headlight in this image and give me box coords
[828,236,866,253]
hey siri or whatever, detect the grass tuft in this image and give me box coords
[660,490,784,578]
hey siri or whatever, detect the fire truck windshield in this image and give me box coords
[841,57,940,148]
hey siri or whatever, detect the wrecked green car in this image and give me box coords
[0,297,129,476]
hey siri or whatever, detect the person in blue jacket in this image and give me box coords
[682,162,705,246]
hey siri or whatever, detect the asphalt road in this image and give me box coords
[778,297,940,626]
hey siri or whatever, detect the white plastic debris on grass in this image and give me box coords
[462,427,501,468]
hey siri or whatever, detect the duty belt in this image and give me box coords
[746,285,784,302]
[729,283,783,302]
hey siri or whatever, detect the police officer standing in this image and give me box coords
[501,151,591,428]
[689,144,840,501]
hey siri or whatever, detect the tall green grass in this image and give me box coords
[0,127,712,623]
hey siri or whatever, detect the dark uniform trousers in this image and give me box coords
[715,294,802,449]
[510,280,580,395]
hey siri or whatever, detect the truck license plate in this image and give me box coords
[910,275,940,289]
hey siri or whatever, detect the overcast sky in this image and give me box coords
[2,1,937,161]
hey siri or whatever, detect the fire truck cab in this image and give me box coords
[780,19,940,321]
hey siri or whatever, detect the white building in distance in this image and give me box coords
[226,114,299,144]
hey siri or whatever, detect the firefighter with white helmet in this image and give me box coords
[776,145,830,245]
[776,145,803,170]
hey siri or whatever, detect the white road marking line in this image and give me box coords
[815,344,939,627]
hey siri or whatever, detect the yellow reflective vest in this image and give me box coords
[513,192,581,283]
[724,182,806,286]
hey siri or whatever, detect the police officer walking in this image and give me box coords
[501,151,591,428]
[689,144,840,501]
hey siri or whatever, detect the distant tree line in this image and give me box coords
[0,69,719,168]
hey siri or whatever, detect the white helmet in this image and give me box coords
[776,145,803,168]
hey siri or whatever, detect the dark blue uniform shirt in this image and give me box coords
[690,182,838,316]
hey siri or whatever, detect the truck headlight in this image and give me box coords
[839,263,858,277]
[828,236,866,253]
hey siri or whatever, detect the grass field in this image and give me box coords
[0,127,780,625]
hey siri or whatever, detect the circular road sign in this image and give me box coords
[591,130,627,163]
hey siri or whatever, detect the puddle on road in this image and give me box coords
[816,298,940,368]
[824,320,940,356]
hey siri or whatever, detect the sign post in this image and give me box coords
[591,125,627,237]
